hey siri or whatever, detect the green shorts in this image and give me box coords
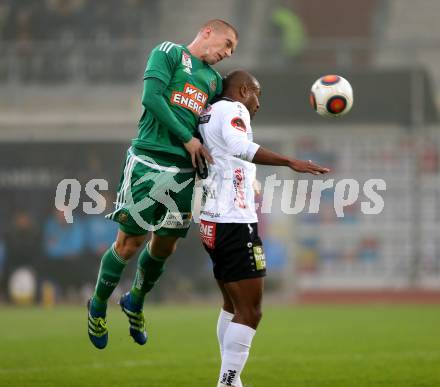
[106,147,195,237]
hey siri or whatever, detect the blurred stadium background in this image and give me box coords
[0,0,440,306]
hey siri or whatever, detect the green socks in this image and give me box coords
[91,242,167,313]
[92,243,127,314]
[130,243,167,309]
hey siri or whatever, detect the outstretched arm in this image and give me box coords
[219,107,330,175]
[252,146,330,175]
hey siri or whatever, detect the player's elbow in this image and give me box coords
[142,78,164,110]
[142,92,155,110]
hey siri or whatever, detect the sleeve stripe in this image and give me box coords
[159,41,175,53]
[165,43,175,53]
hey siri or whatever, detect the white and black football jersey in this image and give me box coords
[198,98,260,223]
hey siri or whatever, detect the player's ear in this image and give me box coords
[239,84,248,98]
[202,26,212,38]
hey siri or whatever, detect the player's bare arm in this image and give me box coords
[209,70,330,175]
[252,146,330,175]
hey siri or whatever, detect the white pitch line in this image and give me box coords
[0,357,219,375]
[0,351,438,375]
[0,359,157,374]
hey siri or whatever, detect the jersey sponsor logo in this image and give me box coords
[231,117,246,132]
[201,184,216,212]
[171,83,208,116]
[233,167,246,209]
[199,106,212,123]
[202,184,216,200]
[199,114,211,124]
[200,220,216,248]
[182,52,192,74]
[200,210,221,218]
[182,52,192,68]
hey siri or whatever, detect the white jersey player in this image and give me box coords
[199,97,259,224]
[197,70,330,387]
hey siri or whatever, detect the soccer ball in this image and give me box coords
[310,75,353,117]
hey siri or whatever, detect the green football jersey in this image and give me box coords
[132,41,223,167]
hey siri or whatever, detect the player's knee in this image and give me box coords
[249,307,262,326]
[150,239,178,258]
[115,237,144,260]
[163,243,177,257]
[255,308,263,324]
[236,306,262,328]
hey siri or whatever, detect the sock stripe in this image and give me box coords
[150,255,167,262]
[111,243,127,265]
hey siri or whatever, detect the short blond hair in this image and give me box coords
[201,19,239,39]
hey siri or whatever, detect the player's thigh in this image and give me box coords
[224,277,264,311]
[149,233,179,258]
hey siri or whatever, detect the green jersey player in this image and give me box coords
[88,19,238,349]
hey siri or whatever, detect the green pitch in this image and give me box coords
[1,305,439,387]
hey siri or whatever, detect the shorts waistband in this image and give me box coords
[128,147,194,173]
